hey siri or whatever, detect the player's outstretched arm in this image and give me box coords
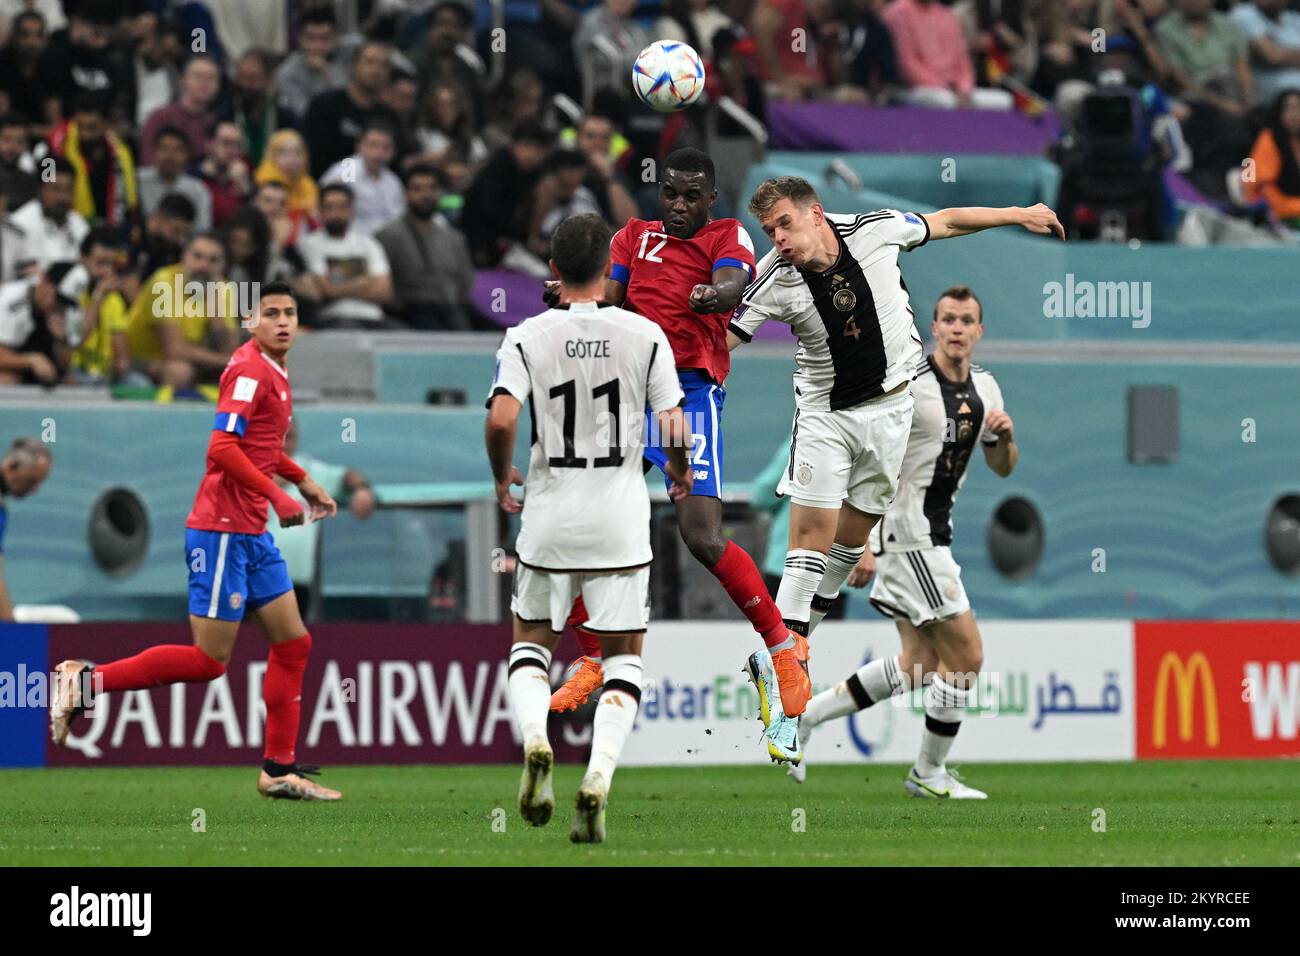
[485,393,524,513]
[922,204,1065,241]
[982,409,1018,477]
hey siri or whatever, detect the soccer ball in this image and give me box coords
[631,40,706,112]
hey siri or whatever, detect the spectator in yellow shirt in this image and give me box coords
[126,232,238,388]
[65,228,135,384]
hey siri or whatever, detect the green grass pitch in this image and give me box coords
[1,760,1297,866]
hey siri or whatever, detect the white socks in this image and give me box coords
[775,549,826,636]
[809,543,864,634]
[805,654,910,727]
[508,642,553,744]
[917,674,968,775]
[586,654,642,785]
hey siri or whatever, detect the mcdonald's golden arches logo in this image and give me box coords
[1153,651,1219,749]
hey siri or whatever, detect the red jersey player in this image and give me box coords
[541,148,802,725]
[50,283,344,801]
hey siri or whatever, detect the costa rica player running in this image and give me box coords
[545,149,802,743]
[49,282,344,801]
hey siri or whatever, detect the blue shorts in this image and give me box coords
[185,529,293,622]
[644,370,725,499]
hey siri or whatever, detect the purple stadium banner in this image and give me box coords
[45,623,588,767]
[767,101,1062,155]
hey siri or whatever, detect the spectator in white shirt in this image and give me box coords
[2,156,88,283]
[1233,0,1300,107]
[296,182,394,328]
[320,121,406,235]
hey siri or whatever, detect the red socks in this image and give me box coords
[566,596,602,659]
[96,644,226,693]
[711,540,788,648]
[263,633,311,765]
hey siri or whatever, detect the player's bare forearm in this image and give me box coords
[726,329,746,351]
[485,394,522,483]
[690,265,749,315]
[924,204,1065,241]
[656,405,693,499]
[604,279,627,306]
[984,438,1018,477]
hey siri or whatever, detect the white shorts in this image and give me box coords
[511,563,651,633]
[778,387,914,514]
[868,546,970,627]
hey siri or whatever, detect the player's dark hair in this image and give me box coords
[260,280,295,302]
[0,112,28,133]
[155,192,197,223]
[81,226,123,256]
[320,182,355,205]
[664,147,715,191]
[550,213,611,286]
[934,285,984,324]
[152,125,191,151]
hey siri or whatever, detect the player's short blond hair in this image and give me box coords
[747,176,821,218]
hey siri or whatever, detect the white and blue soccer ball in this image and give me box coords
[631,40,706,112]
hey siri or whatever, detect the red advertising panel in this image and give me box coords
[1135,621,1300,759]
[46,623,589,766]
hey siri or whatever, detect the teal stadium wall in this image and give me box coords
[5,153,1297,621]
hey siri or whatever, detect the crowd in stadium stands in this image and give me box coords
[0,0,1296,388]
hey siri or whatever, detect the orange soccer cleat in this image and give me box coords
[549,656,604,712]
[771,632,812,716]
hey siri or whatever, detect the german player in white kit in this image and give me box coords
[793,286,1016,798]
[486,214,693,843]
[726,176,1062,761]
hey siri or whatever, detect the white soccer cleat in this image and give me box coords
[518,737,555,826]
[904,767,987,800]
[787,715,814,783]
[50,659,92,747]
[570,771,608,844]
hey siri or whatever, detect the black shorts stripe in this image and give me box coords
[906,552,943,608]
[868,596,904,619]
[787,408,800,484]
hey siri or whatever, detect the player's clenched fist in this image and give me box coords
[688,284,720,314]
[984,409,1015,442]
